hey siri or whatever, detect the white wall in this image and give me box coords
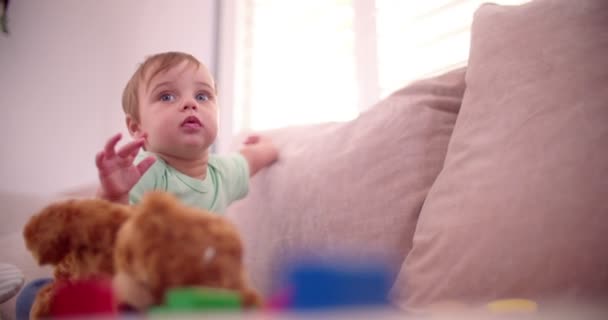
[0,0,217,196]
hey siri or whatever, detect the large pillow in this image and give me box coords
[227,67,466,295]
[392,0,608,310]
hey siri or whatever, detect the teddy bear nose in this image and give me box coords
[118,303,137,312]
[202,247,216,264]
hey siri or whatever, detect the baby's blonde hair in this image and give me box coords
[122,52,203,121]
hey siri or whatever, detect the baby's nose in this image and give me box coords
[182,103,197,111]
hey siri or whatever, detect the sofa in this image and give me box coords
[2,0,607,318]
[227,0,608,311]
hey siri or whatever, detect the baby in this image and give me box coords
[95,51,278,213]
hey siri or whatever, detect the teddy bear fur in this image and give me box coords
[23,198,131,318]
[113,192,261,309]
[23,192,260,318]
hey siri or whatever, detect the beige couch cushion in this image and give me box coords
[227,67,466,295]
[393,0,608,310]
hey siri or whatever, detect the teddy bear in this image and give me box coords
[23,191,261,319]
[112,191,261,310]
[23,197,131,318]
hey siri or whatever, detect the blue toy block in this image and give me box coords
[278,256,393,311]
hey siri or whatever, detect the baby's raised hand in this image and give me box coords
[240,134,279,177]
[95,133,155,203]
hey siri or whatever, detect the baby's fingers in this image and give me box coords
[104,133,122,157]
[117,138,145,158]
[136,156,156,175]
[244,135,261,145]
[95,151,105,169]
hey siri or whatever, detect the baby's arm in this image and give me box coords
[95,133,156,204]
[239,135,279,176]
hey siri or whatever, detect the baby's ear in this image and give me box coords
[23,198,131,266]
[126,115,142,138]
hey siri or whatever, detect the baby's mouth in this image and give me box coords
[181,116,202,129]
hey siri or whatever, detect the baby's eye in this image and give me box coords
[160,94,175,102]
[196,93,209,102]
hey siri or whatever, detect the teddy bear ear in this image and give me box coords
[139,191,178,214]
[23,200,78,265]
[23,198,131,266]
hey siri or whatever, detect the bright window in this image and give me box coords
[376,0,530,95]
[246,0,358,131]
[218,0,530,136]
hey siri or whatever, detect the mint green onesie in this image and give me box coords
[129,150,250,214]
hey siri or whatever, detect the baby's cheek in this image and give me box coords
[148,123,174,144]
[205,113,219,134]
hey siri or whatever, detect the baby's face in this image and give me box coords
[134,61,218,160]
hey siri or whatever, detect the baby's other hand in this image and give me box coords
[240,134,278,176]
[243,134,270,146]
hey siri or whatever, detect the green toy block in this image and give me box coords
[149,287,242,314]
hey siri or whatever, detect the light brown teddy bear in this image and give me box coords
[113,191,261,310]
[24,191,261,318]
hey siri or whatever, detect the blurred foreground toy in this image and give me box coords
[149,287,243,314]
[50,278,116,318]
[23,198,129,319]
[486,298,538,314]
[267,256,393,311]
[23,192,261,319]
[424,298,538,317]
